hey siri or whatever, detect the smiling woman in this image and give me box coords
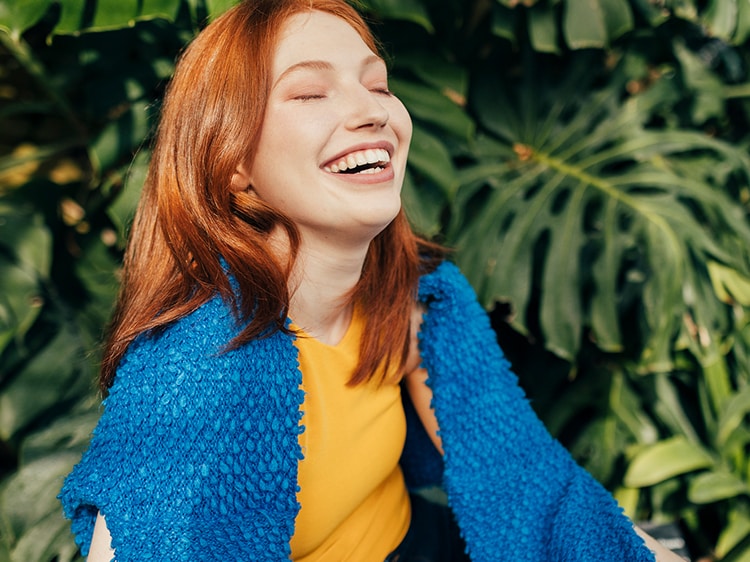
[57,1,678,561]
[232,11,412,257]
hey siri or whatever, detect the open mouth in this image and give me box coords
[323,148,391,175]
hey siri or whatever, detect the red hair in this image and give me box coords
[100,0,443,391]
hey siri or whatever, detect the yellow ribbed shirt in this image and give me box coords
[289,311,411,561]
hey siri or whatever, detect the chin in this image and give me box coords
[363,201,402,230]
[338,209,400,242]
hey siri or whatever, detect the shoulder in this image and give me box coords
[415,260,505,378]
[116,296,233,383]
[113,294,295,399]
[417,260,489,332]
[418,260,477,305]
[131,294,239,355]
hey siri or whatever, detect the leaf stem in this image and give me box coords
[723,83,750,99]
[532,149,683,263]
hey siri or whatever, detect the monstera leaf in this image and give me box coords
[452,54,750,371]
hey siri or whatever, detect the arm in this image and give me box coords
[635,527,688,562]
[403,365,443,456]
[87,512,115,562]
[403,302,443,457]
[59,301,302,560]
[405,293,686,562]
[405,365,686,562]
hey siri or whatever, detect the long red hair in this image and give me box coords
[100,0,443,391]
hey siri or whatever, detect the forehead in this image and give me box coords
[272,11,379,76]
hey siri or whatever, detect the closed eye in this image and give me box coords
[371,88,393,96]
[293,94,326,101]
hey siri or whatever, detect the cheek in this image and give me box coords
[259,110,332,166]
[250,116,304,181]
[390,101,413,144]
[246,132,283,201]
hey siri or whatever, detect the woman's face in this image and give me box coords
[245,10,412,245]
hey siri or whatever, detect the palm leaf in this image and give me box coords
[454,53,750,370]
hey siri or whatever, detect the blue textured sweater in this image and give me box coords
[59,261,654,561]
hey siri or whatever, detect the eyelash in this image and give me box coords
[292,88,393,101]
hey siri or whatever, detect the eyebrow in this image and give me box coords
[273,54,385,88]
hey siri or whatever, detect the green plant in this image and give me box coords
[1,0,750,560]
[0,2,194,559]
[368,1,750,559]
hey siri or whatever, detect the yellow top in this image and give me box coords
[289,311,411,561]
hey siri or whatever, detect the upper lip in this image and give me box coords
[321,141,394,170]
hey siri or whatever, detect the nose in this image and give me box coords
[344,84,389,130]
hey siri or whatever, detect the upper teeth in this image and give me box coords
[324,148,390,173]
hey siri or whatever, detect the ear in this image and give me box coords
[230,162,253,191]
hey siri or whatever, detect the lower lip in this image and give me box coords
[324,164,395,185]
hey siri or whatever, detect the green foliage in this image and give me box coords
[370,1,750,559]
[0,1,202,559]
[1,0,750,559]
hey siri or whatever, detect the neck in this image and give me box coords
[288,235,370,345]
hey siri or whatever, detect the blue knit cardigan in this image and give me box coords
[60,261,654,561]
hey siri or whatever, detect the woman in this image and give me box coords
[60,1,682,560]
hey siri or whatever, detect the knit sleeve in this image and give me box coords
[416,261,655,562]
[58,297,303,561]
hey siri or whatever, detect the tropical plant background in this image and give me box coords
[1,0,749,560]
